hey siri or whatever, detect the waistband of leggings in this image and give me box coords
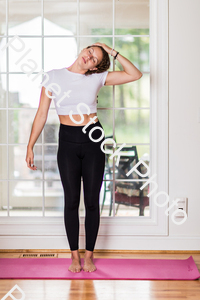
[59,120,102,130]
[58,120,104,143]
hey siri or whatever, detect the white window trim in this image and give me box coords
[0,0,169,238]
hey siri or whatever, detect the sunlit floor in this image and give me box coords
[0,252,200,300]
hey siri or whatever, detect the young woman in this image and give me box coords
[25,42,143,273]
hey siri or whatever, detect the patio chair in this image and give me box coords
[114,145,149,216]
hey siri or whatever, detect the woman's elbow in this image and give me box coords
[131,72,143,82]
[137,72,143,80]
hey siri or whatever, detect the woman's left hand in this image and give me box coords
[92,42,112,55]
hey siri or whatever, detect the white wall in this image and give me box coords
[169,0,200,240]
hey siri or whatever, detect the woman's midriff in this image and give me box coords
[58,113,98,126]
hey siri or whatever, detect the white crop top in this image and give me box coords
[40,67,108,115]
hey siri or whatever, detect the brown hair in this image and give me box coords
[84,45,110,76]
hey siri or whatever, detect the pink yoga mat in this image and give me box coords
[0,256,199,280]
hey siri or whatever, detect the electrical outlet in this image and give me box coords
[174,197,188,218]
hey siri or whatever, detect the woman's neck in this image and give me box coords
[67,61,86,75]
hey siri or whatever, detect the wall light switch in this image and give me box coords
[174,197,188,218]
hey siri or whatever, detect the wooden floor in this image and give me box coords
[0,251,200,300]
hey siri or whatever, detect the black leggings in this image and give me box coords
[57,120,105,251]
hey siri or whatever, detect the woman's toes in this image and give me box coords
[83,265,89,272]
[68,259,82,273]
[83,261,97,272]
[75,268,81,272]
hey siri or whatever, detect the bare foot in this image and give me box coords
[83,251,96,272]
[68,251,82,273]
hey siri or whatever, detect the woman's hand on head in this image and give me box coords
[25,147,37,170]
[92,42,112,55]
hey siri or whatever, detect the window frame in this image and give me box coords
[0,0,169,238]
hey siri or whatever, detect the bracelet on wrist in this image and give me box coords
[114,51,119,60]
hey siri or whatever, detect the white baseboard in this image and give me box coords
[0,235,200,250]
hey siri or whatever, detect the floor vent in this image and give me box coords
[39,254,57,258]
[20,254,39,258]
[20,253,58,258]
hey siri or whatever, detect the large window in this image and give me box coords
[0,0,150,219]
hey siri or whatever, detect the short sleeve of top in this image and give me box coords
[40,69,55,92]
[97,70,108,88]
[39,68,109,115]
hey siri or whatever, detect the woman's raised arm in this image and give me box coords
[93,42,143,86]
[25,87,52,170]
